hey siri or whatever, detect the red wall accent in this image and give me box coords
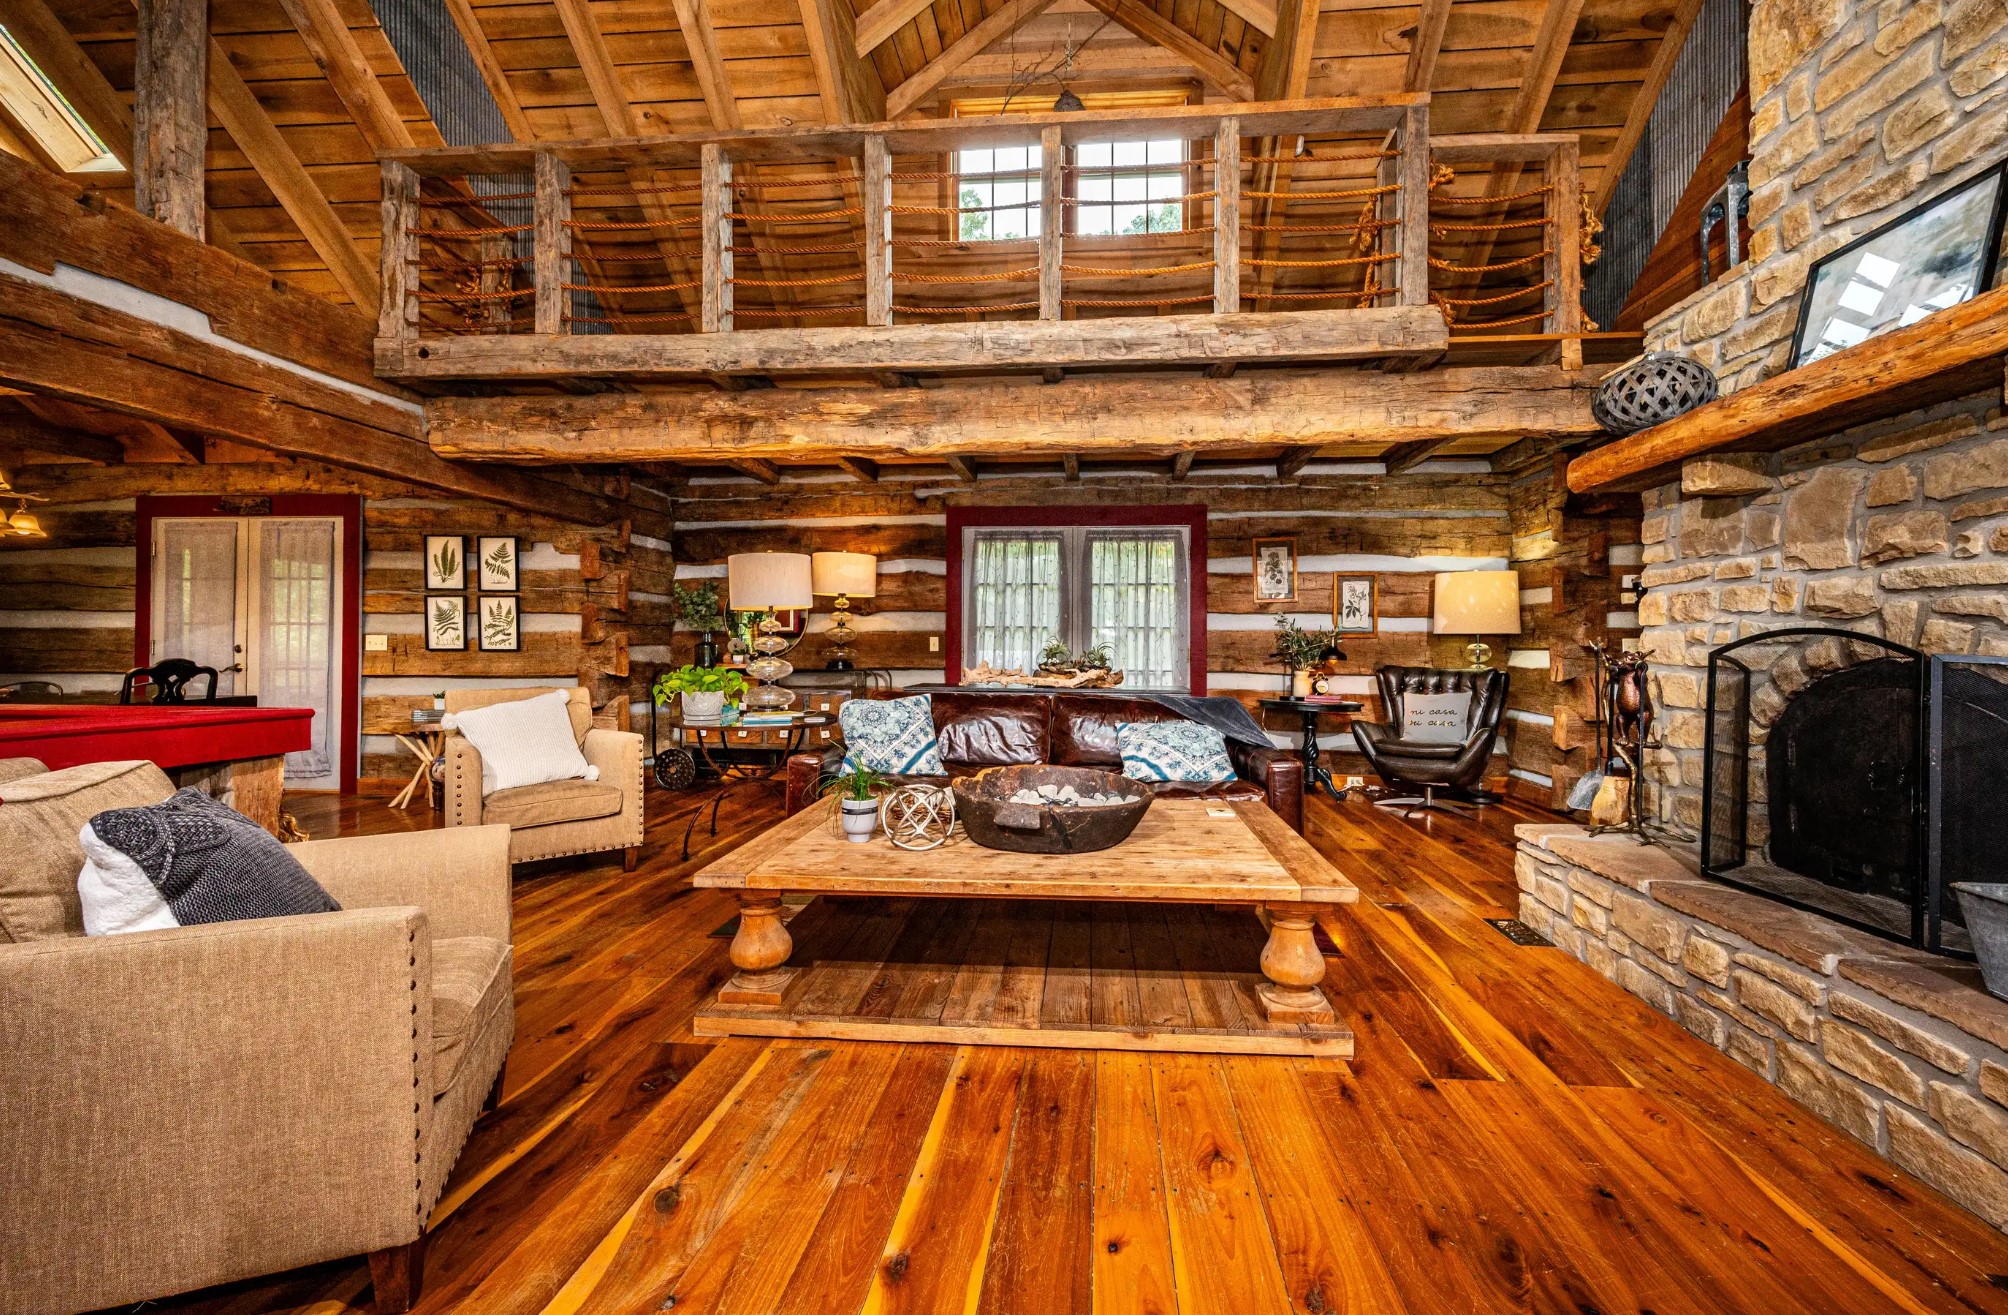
[942,504,1208,695]
[135,495,364,792]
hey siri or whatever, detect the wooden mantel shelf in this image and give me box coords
[1567,283,2008,493]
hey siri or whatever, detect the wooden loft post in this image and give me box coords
[1396,101,1430,308]
[702,143,734,334]
[1039,125,1063,321]
[377,160,420,347]
[1548,136,1583,369]
[1213,119,1240,315]
[481,232,513,331]
[864,134,892,327]
[134,0,207,239]
[534,152,571,336]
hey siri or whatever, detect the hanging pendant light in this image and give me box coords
[7,502,44,538]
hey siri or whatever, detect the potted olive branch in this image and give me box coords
[818,760,888,843]
[1272,616,1338,697]
[653,664,746,721]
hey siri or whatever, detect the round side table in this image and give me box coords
[1257,697,1364,801]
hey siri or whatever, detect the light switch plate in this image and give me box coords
[929,636,940,651]
[364,634,389,651]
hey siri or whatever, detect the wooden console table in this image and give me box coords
[692,797,1357,1055]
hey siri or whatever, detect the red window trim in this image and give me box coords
[135,495,364,792]
[943,504,1207,695]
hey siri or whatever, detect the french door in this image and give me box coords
[149,515,346,791]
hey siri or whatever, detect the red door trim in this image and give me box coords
[135,495,364,792]
[943,504,1208,695]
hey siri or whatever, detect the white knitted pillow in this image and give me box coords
[444,689,598,796]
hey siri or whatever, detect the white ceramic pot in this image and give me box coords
[681,690,726,720]
[840,797,878,843]
[1290,669,1314,698]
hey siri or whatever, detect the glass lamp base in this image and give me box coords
[1464,641,1494,669]
[744,681,795,710]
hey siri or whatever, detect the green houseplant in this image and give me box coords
[653,664,746,721]
[673,582,728,668]
[818,760,887,843]
[1271,616,1337,696]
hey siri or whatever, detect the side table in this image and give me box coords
[390,707,444,810]
[1258,697,1364,802]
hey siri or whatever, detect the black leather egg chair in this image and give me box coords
[1350,666,1509,816]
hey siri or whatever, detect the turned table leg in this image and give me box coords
[1257,903,1336,1024]
[719,892,796,1007]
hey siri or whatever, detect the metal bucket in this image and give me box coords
[1952,883,2008,998]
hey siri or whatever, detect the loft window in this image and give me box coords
[956,144,1042,241]
[0,25,120,174]
[1073,139,1186,236]
[961,524,1189,688]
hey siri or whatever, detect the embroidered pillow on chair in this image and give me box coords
[840,694,946,776]
[1402,691,1472,745]
[1117,720,1237,784]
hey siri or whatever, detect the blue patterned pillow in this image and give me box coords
[1117,720,1237,784]
[840,694,946,776]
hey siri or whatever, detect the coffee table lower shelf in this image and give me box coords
[693,895,1353,1058]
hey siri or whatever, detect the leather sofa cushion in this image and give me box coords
[0,759,174,942]
[1147,778,1264,801]
[1051,694,1184,767]
[431,935,511,1096]
[483,778,624,829]
[930,692,1051,767]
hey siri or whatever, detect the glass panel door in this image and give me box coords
[152,519,243,696]
[255,518,341,788]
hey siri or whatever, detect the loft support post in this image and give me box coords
[1039,124,1063,321]
[377,160,420,347]
[702,142,735,334]
[1549,136,1584,370]
[134,0,207,239]
[864,134,892,327]
[1213,118,1240,315]
[533,152,571,336]
[1396,101,1430,308]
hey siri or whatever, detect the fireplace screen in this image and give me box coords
[1929,656,2008,941]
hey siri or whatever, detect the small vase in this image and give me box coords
[681,690,726,721]
[1290,670,1313,698]
[695,631,719,668]
[840,797,878,844]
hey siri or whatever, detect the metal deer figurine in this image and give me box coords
[1587,641,1655,836]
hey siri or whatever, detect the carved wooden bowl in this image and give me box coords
[952,765,1152,854]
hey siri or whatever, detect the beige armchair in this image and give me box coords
[442,686,645,870]
[0,760,514,1315]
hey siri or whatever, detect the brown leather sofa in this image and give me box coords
[785,690,1305,832]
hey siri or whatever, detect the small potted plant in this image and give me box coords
[820,761,886,843]
[432,690,447,712]
[653,664,746,721]
[1271,616,1336,697]
[672,581,727,669]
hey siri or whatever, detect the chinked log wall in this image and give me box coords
[665,464,1623,797]
[0,467,669,783]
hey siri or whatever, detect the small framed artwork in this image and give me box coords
[477,536,519,592]
[478,595,521,652]
[1252,537,1298,604]
[424,535,465,591]
[1790,162,2006,368]
[1334,575,1377,634]
[425,596,466,651]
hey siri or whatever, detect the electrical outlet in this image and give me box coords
[929,635,940,652]
[364,634,389,652]
[1344,775,1364,789]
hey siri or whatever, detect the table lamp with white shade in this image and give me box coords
[728,551,814,710]
[811,550,877,671]
[1433,570,1521,668]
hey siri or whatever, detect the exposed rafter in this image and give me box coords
[134,0,207,239]
[836,456,880,482]
[730,458,783,483]
[886,0,1064,118]
[1380,436,1458,474]
[1404,0,1452,92]
[0,407,125,464]
[1061,453,1080,481]
[274,0,415,151]
[943,455,978,482]
[1276,445,1319,478]
[1081,0,1257,102]
[853,0,939,56]
[799,0,886,124]
[1170,450,1196,481]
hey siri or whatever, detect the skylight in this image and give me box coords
[0,24,120,174]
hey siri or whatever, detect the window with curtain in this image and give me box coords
[963,525,1189,688]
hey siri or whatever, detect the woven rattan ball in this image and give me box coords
[879,784,956,850]
[1592,352,1719,436]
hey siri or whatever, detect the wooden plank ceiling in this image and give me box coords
[3,0,1682,480]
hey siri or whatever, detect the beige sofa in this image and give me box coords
[0,760,514,1315]
[442,686,645,870]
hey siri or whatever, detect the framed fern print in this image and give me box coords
[478,595,521,652]
[424,535,465,590]
[477,536,519,592]
[425,595,466,651]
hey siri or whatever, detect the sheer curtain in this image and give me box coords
[1089,531,1183,688]
[259,519,338,781]
[970,533,1061,671]
[155,520,241,696]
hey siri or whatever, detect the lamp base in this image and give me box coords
[824,658,855,671]
[1464,640,1494,669]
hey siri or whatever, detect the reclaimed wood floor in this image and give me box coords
[134,784,2008,1315]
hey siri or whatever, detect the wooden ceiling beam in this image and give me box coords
[0,408,126,464]
[1404,0,1452,92]
[836,456,880,481]
[1592,0,1707,213]
[800,0,886,123]
[854,0,941,56]
[1217,0,1278,37]
[1081,0,1257,102]
[1061,453,1080,481]
[427,366,1604,463]
[206,39,380,310]
[274,0,415,151]
[730,458,783,483]
[133,0,206,239]
[1170,449,1195,481]
[1276,445,1319,478]
[1380,435,1458,474]
[943,455,978,482]
[886,0,1064,118]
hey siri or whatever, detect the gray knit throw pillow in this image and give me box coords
[86,788,338,927]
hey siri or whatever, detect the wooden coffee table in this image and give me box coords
[692,797,1357,1055]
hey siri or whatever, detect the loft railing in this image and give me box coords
[373,97,1590,380]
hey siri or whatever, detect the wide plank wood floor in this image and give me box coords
[124,783,2008,1315]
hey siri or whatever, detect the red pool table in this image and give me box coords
[0,704,314,833]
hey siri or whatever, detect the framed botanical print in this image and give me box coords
[425,595,465,650]
[478,595,521,652]
[1252,537,1298,604]
[478,536,519,592]
[1334,574,1377,634]
[424,535,465,590]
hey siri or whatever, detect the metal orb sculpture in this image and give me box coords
[652,747,697,791]
[879,783,957,851]
[1592,352,1719,436]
